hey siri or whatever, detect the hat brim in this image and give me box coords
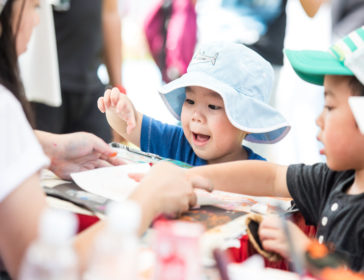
[159,71,290,144]
[285,50,353,85]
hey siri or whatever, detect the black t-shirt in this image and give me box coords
[246,0,288,66]
[53,0,104,92]
[287,163,364,271]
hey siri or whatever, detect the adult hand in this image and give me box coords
[35,131,124,180]
[130,161,212,232]
[98,87,137,135]
[258,214,310,260]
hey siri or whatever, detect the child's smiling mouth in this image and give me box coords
[192,132,210,146]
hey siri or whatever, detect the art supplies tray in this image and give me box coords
[110,142,192,168]
[43,183,111,215]
[110,142,162,164]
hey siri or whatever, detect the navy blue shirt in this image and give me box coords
[140,115,265,166]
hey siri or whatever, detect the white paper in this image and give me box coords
[70,163,151,202]
[349,96,364,134]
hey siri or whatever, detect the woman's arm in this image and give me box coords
[0,173,47,279]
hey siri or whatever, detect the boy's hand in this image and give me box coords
[258,215,310,260]
[98,87,137,134]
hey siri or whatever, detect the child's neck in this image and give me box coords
[347,168,364,195]
[207,147,248,165]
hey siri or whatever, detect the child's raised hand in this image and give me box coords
[258,215,310,260]
[98,87,137,135]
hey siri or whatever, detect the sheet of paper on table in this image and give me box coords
[70,163,151,202]
[71,164,291,214]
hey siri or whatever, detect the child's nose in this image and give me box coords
[192,111,204,123]
[316,111,324,128]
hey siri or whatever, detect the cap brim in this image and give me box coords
[285,50,353,85]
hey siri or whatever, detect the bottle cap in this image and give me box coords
[106,200,141,233]
[39,208,78,244]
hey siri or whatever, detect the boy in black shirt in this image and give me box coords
[189,26,364,271]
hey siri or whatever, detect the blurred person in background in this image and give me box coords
[301,0,364,41]
[31,0,123,143]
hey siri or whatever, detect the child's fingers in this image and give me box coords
[126,118,137,135]
[128,173,146,182]
[97,97,106,113]
[115,102,137,134]
[110,87,121,107]
[260,239,286,257]
[188,191,198,208]
[103,89,112,108]
[190,175,213,192]
[259,227,281,242]
[260,215,281,229]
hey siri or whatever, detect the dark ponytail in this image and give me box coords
[0,0,34,126]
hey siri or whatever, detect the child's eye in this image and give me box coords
[208,104,221,110]
[324,105,333,111]
[185,99,194,105]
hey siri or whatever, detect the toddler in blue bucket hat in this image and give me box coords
[98,42,290,166]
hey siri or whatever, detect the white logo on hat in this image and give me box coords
[191,51,218,65]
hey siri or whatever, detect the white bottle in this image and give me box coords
[84,200,141,280]
[19,208,78,280]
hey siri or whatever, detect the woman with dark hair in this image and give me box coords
[0,0,211,278]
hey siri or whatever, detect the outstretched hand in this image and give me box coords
[36,131,124,180]
[98,87,137,135]
[130,162,213,220]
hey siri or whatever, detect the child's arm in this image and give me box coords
[188,160,290,198]
[189,161,311,260]
[98,87,143,146]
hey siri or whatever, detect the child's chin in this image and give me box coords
[326,160,349,171]
[192,149,209,161]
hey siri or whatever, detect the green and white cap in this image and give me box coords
[285,26,364,85]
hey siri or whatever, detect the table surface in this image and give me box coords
[41,170,303,280]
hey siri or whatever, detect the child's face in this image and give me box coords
[12,0,40,56]
[316,75,364,170]
[181,86,246,164]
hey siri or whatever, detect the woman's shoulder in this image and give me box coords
[0,84,23,115]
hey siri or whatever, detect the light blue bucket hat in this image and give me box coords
[159,41,290,144]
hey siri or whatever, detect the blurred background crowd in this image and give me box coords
[20,0,364,165]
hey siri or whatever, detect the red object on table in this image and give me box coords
[76,213,99,233]
[75,209,316,272]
